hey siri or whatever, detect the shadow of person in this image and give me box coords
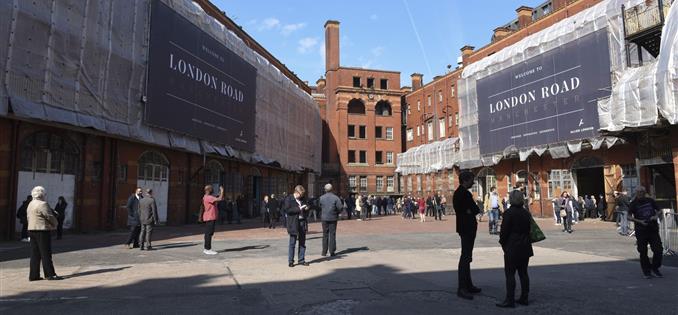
[65,266,131,279]
[308,247,370,264]
[218,245,270,253]
[151,242,198,250]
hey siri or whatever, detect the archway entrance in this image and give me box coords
[473,167,497,200]
[571,156,605,198]
[137,151,169,223]
[16,132,79,232]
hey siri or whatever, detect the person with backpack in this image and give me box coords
[584,195,596,219]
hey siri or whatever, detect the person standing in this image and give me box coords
[267,194,279,229]
[54,196,67,240]
[284,185,309,267]
[17,195,32,242]
[615,191,631,236]
[496,190,533,308]
[138,189,159,250]
[484,187,502,235]
[418,195,426,222]
[441,194,448,217]
[453,171,482,300]
[320,184,343,257]
[551,197,561,225]
[27,186,63,281]
[597,194,607,220]
[346,194,355,220]
[434,192,443,221]
[125,188,143,249]
[628,186,663,279]
[202,185,224,255]
[559,192,574,233]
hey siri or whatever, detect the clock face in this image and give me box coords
[368,94,374,100]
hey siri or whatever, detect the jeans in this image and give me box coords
[553,208,561,224]
[288,232,306,263]
[562,212,572,232]
[619,211,629,235]
[204,220,216,250]
[488,209,499,233]
[458,232,477,290]
[504,256,529,302]
[20,222,28,240]
[435,206,444,220]
[29,231,56,280]
[635,228,663,273]
[139,224,153,248]
[322,221,337,255]
[126,225,140,247]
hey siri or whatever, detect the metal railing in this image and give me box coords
[623,0,672,37]
[660,209,677,256]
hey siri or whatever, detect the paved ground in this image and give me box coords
[1,215,676,314]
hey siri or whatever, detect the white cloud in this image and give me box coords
[371,46,384,57]
[319,43,326,62]
[257,17,280,31]
[281,23,306,36]
[297,37,319,54]
[370,14,378,20]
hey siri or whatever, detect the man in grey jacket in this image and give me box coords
[138,189,159,250]
[320,183,343,257]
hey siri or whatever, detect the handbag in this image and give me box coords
[560,209,567,217]
[529,216,546,243]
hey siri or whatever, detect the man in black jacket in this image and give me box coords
[453,171,482,300]
[284,185,309,267]
[320,184,343,257]
[125,188,143,249]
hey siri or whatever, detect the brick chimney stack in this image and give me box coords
[316,77,326,93]
[551,0,569,10]
[411,73,423,90]
[460,45,475,66]
[516,6,534,29]
[492,27,511,42]
[324,20,340,72]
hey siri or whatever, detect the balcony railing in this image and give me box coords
[624,0,672,38]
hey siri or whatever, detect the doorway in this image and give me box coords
[137,151,169,224]
[572,156,605,198]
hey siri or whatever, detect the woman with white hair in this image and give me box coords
[27,186,63,281]
[496,190,534,308]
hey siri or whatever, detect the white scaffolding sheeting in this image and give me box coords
[457,0,635,168]
[396,137,459,175]
[0,0,321,173]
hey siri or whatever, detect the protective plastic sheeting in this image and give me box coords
[396,137,458,175]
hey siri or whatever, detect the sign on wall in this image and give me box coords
[146,0,256,152]
[476,29,611,155]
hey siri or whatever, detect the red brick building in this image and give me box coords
[314,21,405,196]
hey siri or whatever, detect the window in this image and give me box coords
[353,76,361,87]
[427,121,434,141]
[439,118,446,138]
[427,95,432,107]
[359,125,366,139]
[359,150,367,163]
[376,101,392,116]
[138,151,169,182]
[385,127,393,140]
[416,126,421,137]
[438,90,443,102]
[437,172,444,191]
[407,176,413,192]
[417,175,422,191]
[117,164,128,183]
[349,175,357,192]
[20,132,79,175]
[448,171,455,191]
[348,125,355,138]
[375,126,383,139]
[367,78,374,88]
[380,79,388,90]
[448,115,453,127]
[455,112,459,126]
[348,150,356,163]
[450,84,455,97]
[622,164,639,197]
[400,176,406,193]
[426,174,432,192]
[376,151,383,164]
[548,169,573,199]
[417,100,421,111]
[376,176,384,192]
[348,99,366,114]
[386,152,393,164]
[387,176,395,192]
[406,129,414,142]
[360,176,368,192]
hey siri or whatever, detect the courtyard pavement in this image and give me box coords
[1,214,676,314]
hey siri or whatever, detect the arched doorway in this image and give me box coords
[137,151,169,223]
[347,99,366,114]
[204,160,224,195]
[375,100,392,116]
[473,167,497,200]
[571,156,604,198]
[17,132,79,231]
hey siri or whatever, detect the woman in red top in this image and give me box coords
[418,196,426,222]
[202,185,224,255]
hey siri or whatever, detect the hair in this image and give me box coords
[294,185,306,196]
[459,171,474,183]
[324,183,333,192]
[560,191,569,198]
[31,186,46,200]
[490,186,496,192]
[204,185,213,194]
[635,185,646,197]
[146,188,153,195]
[509,190,525,207]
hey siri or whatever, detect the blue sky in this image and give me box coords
[214,0,542,87]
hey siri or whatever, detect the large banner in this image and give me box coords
[476,29,611,155]
[146,0,256,152]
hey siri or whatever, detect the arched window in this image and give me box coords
[472,167,497,198]
[138,151,169,182]
[516,170,541,201]
[20,132,79,175]
[375,100,392,116]
[204,160,224,185]
[347,99,366,114]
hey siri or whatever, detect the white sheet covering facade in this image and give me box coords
[396,138,459,175]
[0,0,321,173]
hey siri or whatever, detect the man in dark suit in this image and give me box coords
[125,188,143,249]
[138,189,159,250]
[453,171,482,300]
[320,184,343,257]
[284,185,309,267]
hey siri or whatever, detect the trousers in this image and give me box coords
[288,232,306,263]
[503,256,529,301]
[204,220,216,250]
[126,224,140,246]
[322,221,337,255]
[635,228,663,273]
[29,231,56,280]
[458,232,477,290]
[139,224,154,248]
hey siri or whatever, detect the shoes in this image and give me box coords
[567,230,573,234]
[288,263,294,268]
[47,276,64,281]
[643,272,653,279]
[128,244,134,249]
[330,253,336,257]
[321,253,327,257]
[651,269,663,278]
[299,262,310,266]
[496,300,515,308]
[468,286,482,294]
[146,246,154,251]
[140,247,145,251]
[21,238,30,243]
[203,249,218,255]
[456,289,474,300]
[517,297,529,305]
[29,277,44,282]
